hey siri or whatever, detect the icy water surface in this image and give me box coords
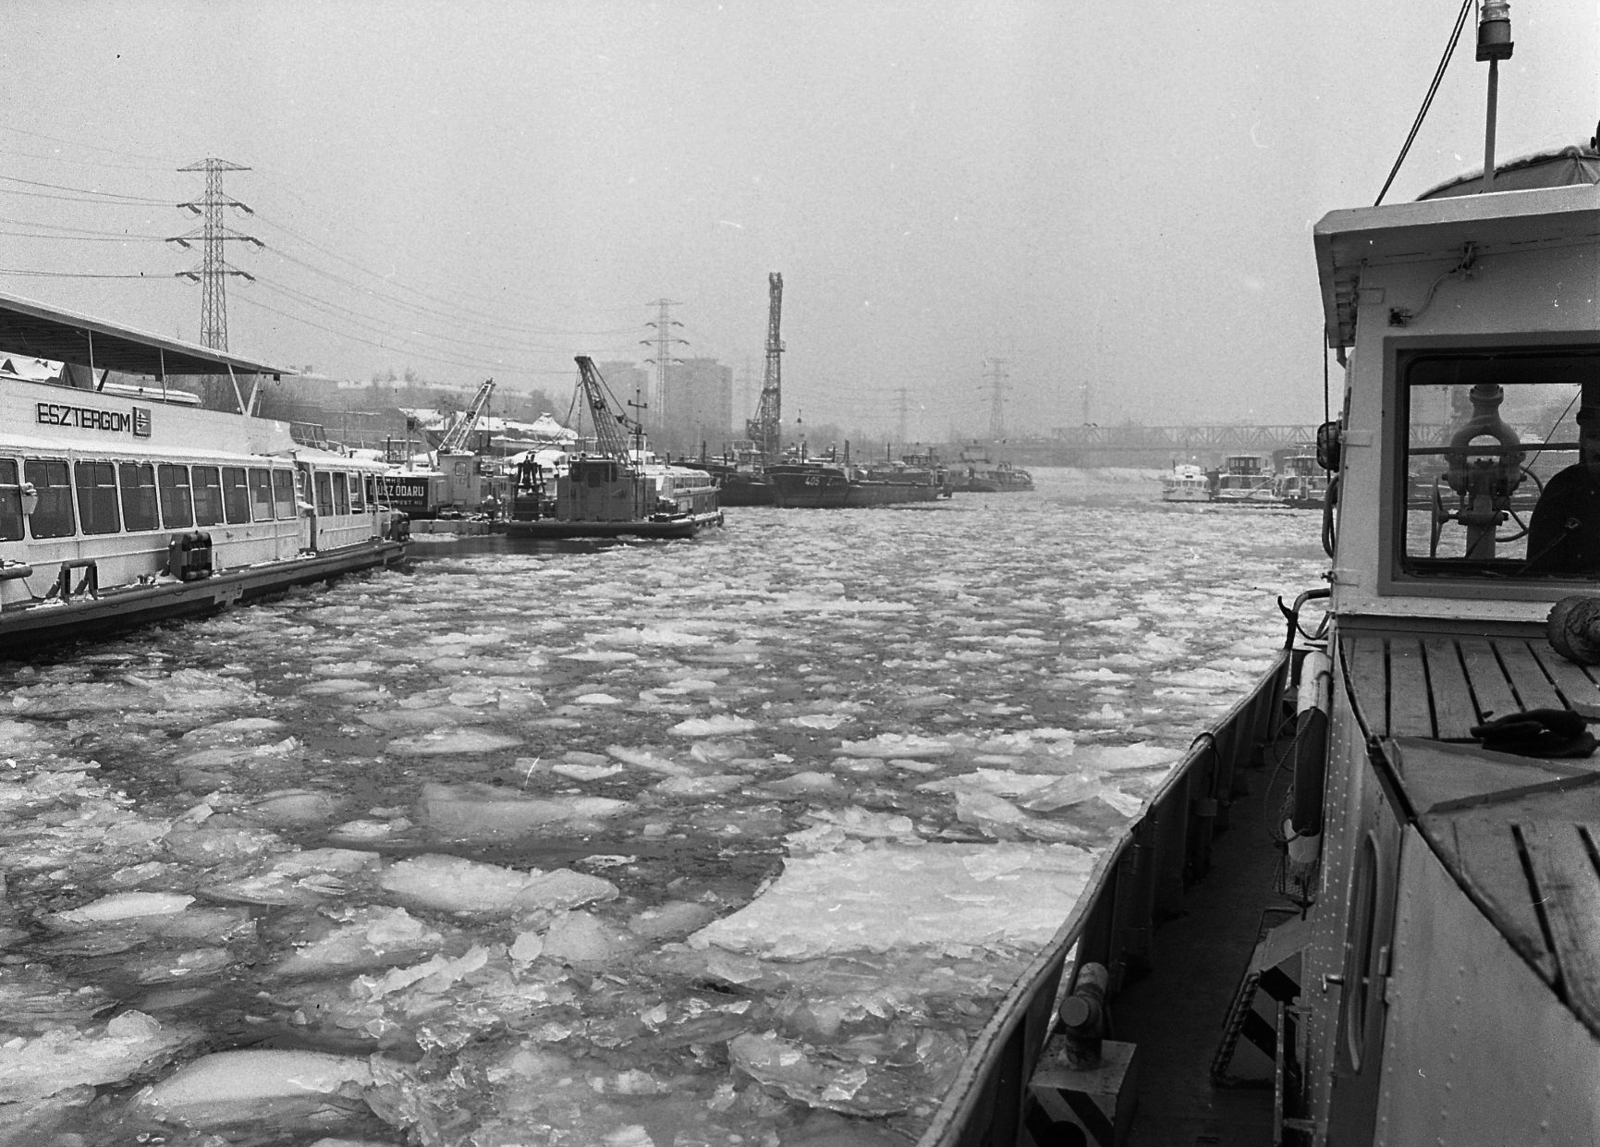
[0,472,1326,1147]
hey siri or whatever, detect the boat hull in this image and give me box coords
[714,473,776,506]
[0,538,408,658]
[503,510,723,540]
[767,464,944,507]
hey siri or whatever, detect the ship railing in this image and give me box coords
[918,642,1297,1147]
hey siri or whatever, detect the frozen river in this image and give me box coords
[0,471,1326,1147]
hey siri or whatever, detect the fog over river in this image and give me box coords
[0,471,1326,1147]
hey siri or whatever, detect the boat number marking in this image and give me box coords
[36,402,152,438]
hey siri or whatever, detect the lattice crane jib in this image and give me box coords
[747,271,784,460]
[575,356,634,463]
[439,377,495,454]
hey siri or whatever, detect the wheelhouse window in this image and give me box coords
[192,466,223,527]
[221,466,252,524]
[314,471,334,516]
[332,471,350,515]
[349,472,366,512]
[158,464,194,528]
[119,463,159,531]
[248,468,274,521]
[0,459,24,541]
[272,470,296,519]
[1399,346,1600,581]
[24,459,75,538]
[73,460,121,535]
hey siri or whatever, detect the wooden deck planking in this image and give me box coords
[1387,637,1435,738]
[1495,640,1566,712]
[1445,817,1558,983]
[1459,638,1521,726]
[1519,822,1600,1029]
[1422,638,1480,740]
[1342,635,1390,736]
[1528,642,1600,713]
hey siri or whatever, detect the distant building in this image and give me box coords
[665,358,733,451]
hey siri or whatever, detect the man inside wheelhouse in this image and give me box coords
[1400,345,1600,579]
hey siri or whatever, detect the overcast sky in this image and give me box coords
[2,1,1597,439]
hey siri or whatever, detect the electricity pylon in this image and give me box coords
[169,158,262,351]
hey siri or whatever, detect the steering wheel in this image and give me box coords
[1431,465,1547,555]
[1494,464,1545,545]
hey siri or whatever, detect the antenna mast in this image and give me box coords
[169,158,262,351]
[747,271,784,460]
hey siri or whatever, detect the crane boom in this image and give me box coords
[575,356,634,462]
[438,377,495,454]
[746,272,783,461]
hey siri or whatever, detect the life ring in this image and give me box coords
[1286,649,1332,865]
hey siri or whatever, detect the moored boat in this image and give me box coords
[0,291,410,657]
[929,9,1600,1145]
[504,357,722,540]
[1213,453,1285,506]
[1160,461,1213,502]
[767,454,948,507]
[1272,444,1329,510]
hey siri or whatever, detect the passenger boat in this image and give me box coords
[926,9,1600,1145]
[1213,453,1285,506]
[1160,461,1213,502]
[1273,444,1330,510]
[503,357,722,540]
[0,291,409,657]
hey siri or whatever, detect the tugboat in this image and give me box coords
[0,290,409,656]
[1161,460,1213,502]
[1272,443,1330,510]
[925,7,1600,1145]
[504,357,721,540]
[1213,453,1285,506]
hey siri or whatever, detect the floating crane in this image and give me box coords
[437,377,495,455]
[746,272,783,461]
[574,356,637,463]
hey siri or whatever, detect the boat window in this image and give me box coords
[349,472,366,512]
[1342,832,1381,1071]
[1398,347,1600,580]
[332,471,350,515]
[73,460,121,535]
[0,459,24,541]
[24,459,75,539]
[271,470,296,519]
[157,464,194,528]
[192,466,224,527]
[248,468,274,521]
[119,463,159,531]
[314,471,334,516]
[221,466,251,525]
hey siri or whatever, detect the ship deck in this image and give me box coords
[1339,627,1600,1045]
[1115,749,1282,1146]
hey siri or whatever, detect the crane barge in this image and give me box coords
[504,356,721,540]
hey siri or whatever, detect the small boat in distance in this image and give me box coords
[0,290,409,656]
[1213,452,1285,506]
[1160,461,1213,502]
[1273,443,1330,509]
[504,357,721,540]
[767,444,951,507]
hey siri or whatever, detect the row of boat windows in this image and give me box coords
[0,458,379,543]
